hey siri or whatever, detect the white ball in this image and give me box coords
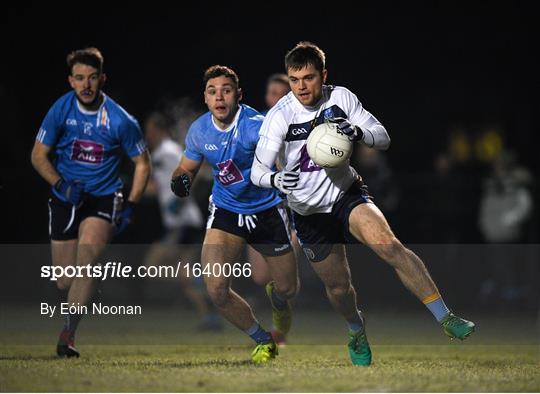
[306,121,353,168]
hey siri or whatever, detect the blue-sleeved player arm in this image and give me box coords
[183,125,203,161]
[36,100,63,147]
[120,117,147,157]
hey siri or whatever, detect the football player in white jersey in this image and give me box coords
[251,41,475,366]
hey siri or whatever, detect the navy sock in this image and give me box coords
[245,323,272,344]
[63,313,82,333]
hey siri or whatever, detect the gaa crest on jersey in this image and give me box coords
[216,159,244,186]
[71,139,104,164]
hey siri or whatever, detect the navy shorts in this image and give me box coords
[206,198,292,257]
[48,192,121,241]
[292,179,372,262]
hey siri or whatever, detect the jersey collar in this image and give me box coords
[211,104,242,133]
[76,92,107,115]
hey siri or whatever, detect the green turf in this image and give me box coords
[1,308,538,392]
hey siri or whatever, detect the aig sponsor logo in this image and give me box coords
[71,139,104,164]
[204,144,218,151]
[216,159,244,186]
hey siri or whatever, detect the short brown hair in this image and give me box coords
[267,73,290,87]
[285,41,326,73]
[203,65,239,87]
[66,47,104,75]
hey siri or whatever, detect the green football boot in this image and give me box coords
[251,341,278,364]
[441,312,475,340]
[348,329,372,366]
[347,312,372,366]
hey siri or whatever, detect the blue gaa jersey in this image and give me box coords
[184,104,281,214]
[36,91,147,200]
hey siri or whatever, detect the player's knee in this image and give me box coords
[56,277,72,291]
[375,237,405,262]
[326,282,352,299]
[274,281,298,300]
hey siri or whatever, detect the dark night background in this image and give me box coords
[0,3,538,313]
[3,3,537,243]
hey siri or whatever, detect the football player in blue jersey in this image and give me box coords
[170,65,298,364]
[31,47,151,358]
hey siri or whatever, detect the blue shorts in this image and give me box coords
[292,179,371,262]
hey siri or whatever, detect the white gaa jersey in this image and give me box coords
[258,85,384,215]
[152,138,203,230]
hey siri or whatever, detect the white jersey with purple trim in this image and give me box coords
[258,85,387,215]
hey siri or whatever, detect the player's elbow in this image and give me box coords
[136,152,152,176]
[250,163,263,187]
[249,169,259,186]
[30,146,45,171]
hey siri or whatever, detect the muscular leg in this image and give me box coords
[265,250,298,300]
[348,203,438,301]
[57,217,113,356]
[202,229,257,331]
[248,246,271,286]
[68,217,113,307]
[348,202,475,340]
[51,240,78,292]
[310,245,362,324]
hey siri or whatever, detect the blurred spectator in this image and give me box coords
[351,145,399,222]
[479,151,532,242]
[262,73,290,115]
[143,112,222,330]
[477,150,534,310]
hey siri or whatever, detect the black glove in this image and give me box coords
[54,179,84,205]
[328,117,364,142]
[270,171,300,195]
[171,173,191,197]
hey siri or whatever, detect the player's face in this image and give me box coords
[288,64,327,107]
[204,76,242,127]
[265,81,290,109]
[68,63,106,108]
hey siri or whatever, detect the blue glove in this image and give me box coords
[328,117,364,142]
[115,201,135,235]
[54,179,84,205]
[171,173,191,197]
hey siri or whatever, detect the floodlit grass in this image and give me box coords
[1,308,538,392]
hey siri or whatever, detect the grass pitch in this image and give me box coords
[1,307,538,392]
